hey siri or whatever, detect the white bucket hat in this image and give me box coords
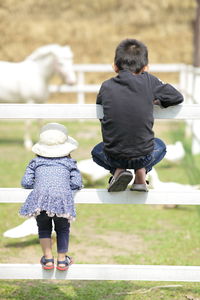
[32,123,78,158]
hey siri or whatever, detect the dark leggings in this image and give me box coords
[36,211,70,253]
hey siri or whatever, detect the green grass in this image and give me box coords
[1,280,200,300]
[1,120,200,299]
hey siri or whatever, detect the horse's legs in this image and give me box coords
[24,99,34,150]
[24,119,33,150]
[24,117,44,151]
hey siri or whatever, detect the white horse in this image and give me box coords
[0,44,76,148]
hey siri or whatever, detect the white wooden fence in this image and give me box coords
[1,103,200,281]
[49,63,186,104]
[1,264,200,281]
[179,65,200,154]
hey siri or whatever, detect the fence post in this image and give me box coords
[77,71,85,104]
[191,67,200,154]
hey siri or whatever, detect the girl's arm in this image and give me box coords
[21,160,36,189]
[70,167,83,190]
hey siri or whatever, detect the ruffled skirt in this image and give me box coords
[19,189,76,221]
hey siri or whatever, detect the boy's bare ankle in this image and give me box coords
[134,168,146,184]
[113,168,126,178]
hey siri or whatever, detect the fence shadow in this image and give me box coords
[0,138,24,145]
[0,279,196,299]
[5,237,38,248]
[0,279,138,300]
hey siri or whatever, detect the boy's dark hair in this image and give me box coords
[114,39,148,73]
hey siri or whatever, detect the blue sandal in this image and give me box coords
[57,256,73,271]
[40,256,54,270]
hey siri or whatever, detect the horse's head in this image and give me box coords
[26,44,76,85]
[53,45,76,85]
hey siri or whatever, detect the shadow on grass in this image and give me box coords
[169,122,200,185]
[165,206,190,211]
[0,280,71,300]
[0,280,132,300]
[195,205,200,218]
[0,279,199,300]
[0,138,24,145]
[5,237,38,248]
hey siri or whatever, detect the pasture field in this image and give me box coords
[1,120,200,299]
[0,0,196,66]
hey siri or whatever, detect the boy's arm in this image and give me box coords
[96,85,103,105]
[96,85,103,121]
[152,77,184,108]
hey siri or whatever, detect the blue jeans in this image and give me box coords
[36,211,70,253]
[91,138,166,174]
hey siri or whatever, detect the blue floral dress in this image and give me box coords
[19,156,82,220]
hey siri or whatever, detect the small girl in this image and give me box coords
[19,123,82,271]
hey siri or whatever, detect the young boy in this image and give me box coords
[91,38,184,192]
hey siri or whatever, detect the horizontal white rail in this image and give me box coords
[49,84,101,93]
[72,63,184,73]
[0,104,103,119]
[49,84,180,94]
[49,63,182,95]
[1,188,200,205]
[0,104,199,120]
[0,264,200,281]
[49,83,179,94]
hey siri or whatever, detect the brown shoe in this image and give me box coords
[108,171,133,192]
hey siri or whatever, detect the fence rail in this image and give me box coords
[72,63,185,72]
[1,264,200,281]
[49,63,185,104]
[0,103,200,120]
[48,63,200,106]
[1,188,200,205]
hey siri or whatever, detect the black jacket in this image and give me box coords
[97,70,184,159]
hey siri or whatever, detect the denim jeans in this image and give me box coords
[36,211,70,253]
[91,138,166,174]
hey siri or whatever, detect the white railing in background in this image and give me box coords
[179,65,200,155]
[49,63,186,104]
